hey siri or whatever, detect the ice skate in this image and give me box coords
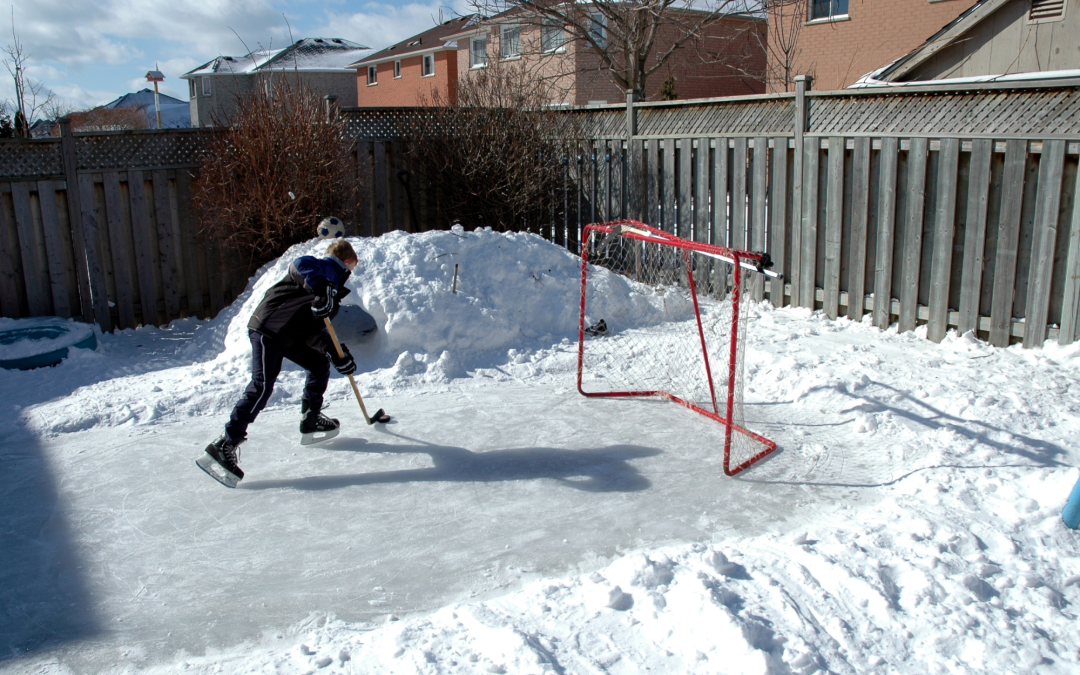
[197,434,245,488]
[300,400,340,445]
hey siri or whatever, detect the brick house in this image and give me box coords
[352,9,765,108]
[181,38,372,127]
[767,0,978,91]
[351,16,479,107]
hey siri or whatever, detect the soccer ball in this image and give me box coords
[317,217,345,239]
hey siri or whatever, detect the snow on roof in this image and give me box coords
[102,88,187,109]
[183,38,373,78]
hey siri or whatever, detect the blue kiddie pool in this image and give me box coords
[0,317,97,370]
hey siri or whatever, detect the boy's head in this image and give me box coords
[326,240,358,270]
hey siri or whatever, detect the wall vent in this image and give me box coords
[1029,0,1065,21]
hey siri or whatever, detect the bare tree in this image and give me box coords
[468,0,765,101]
[401,58,580,231]
[3,13,55,138]
[66,105,150,132]
[761,0,806,92]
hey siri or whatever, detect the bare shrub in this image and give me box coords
[66,105,149,132]
[401,60,580,232]
[192,78,358,266]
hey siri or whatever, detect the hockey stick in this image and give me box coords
[323,317,390,424]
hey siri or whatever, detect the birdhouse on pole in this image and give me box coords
[146,69,165,129]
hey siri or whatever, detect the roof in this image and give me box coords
[102,89,187,109]
[350,15,479,67]
[870,0,1008,82]
[183,38,373,78]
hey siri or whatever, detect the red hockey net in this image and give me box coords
[577,220,776,476]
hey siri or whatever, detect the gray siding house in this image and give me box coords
[181,38,372,127]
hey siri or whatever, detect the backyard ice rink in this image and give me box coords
[2,229,1079,674]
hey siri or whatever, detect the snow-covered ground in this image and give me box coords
[1,228,1078,674]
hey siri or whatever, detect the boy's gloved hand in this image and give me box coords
[312,285,337,318]
[329,344,356,375]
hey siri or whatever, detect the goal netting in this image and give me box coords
[576,220,777,476]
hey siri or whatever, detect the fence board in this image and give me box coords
[847,138,870,320]
[127,171,161,325]
[1024,139,1066,347]
[958,139,993,334]
[373,141,388,234]
[0,190,22,316]
[823,136,844,318]
[769,141,789,304]
[695,137,710,243]
[732,137,748,251]
[799,137,820,308]
[151,169,182,322]
[645,139,659,226]
[11,181,49,315]
[750,137,768,301]
[927,139,960,342]
[899,138,929,333]
[662,139,676,232]
[1060,152,1080,345]
[36,181,71,318]
[873,138,900,329]
[77,174,112,331]
[174,169,205,319]
[102,171,137,329]
[678,138,693,240]
[989,140,1028,347]
[712,138,729,248]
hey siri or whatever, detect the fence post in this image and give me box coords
[790,75,811,308]
[324,94,338,123]
[626,89,643,222]
[59,118,111,330]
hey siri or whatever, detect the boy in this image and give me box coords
[200,240,379,486]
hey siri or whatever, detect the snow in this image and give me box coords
[2,228,1079,674]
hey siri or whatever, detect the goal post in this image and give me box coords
[576,220,777,476]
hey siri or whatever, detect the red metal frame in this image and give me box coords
[576,220,777,476]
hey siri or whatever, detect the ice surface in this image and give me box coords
[2,228,1079,674]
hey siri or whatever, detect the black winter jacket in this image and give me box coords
[248,255,352,352]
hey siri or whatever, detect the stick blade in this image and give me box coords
[368,408,391,424]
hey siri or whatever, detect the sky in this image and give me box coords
[1,0,472,114]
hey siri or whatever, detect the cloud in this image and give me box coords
[309,0,476,50]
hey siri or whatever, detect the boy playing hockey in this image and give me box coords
[199,240,388,487]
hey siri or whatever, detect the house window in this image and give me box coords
[1029,0,1066,21]
[422,54,434,76]
[809,0,848,20]
[201,77,211,96]
[394,60,401,78]
[188,79,195,98]
[470,37,487,68]
[500,25,520,59]
[367,65,377,85]
[542,18,566,53]
[588,12,607,49]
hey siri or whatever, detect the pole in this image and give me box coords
[153,81,162,129]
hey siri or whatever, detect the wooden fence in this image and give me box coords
[0,122,247,332]
[3,79,1080,349]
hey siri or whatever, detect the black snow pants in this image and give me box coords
[225,330,330,443]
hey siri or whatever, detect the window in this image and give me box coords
[470,37,487,68]
[422,54,434,76]
[542,18,566,53]
[201,76,211,96]
[500,25,520,59]
[367,65,377,85]
[809,0,848,20]
[394,60,401,78]
[588,12,607,49]
[188,79,196,98]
